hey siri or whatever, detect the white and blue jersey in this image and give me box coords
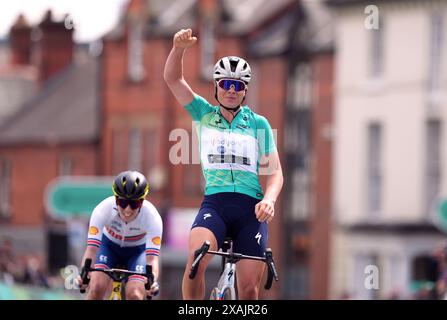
[86,196,163,280]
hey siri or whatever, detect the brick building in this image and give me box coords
[0,11,100,270]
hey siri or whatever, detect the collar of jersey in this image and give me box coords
[215,105,248,121]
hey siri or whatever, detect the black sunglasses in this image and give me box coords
[116,197,143,210]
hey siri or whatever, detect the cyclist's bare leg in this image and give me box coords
[182,227,218,300]
[236,260,265,299]
[86,271,112,300]
[125,279,146,300]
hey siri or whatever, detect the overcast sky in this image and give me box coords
[0,0,129,42]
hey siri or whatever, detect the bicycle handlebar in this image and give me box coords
[80,258,91,294]
[80,258,154,299]
[188,241,279,290]
[264,249,279,290]
[189,241,211,279]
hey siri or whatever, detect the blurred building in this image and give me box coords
[0,0,336,299]
[0,15,36,128]
[283,0,335,299]
[0,11,100,272]
[328,0,447,299]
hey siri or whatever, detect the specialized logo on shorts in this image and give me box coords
[204,213,212,220]
[89,226,99,235]
[152,237,161,245]
[255,232,262,245]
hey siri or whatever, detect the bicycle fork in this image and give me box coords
[211,262,237,300]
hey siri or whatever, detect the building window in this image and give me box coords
[144,128,166,191]
[0,159,11,219]
[426,120,442,215]
[112,128,129,174]
[290,169,310,221]
[144,128,159,173]
[428,12,443,96]
[285,109,311,222]
[200,21,215,81]
[245,61,258,111]
[370,20,384,78]
[59,156,72,176]
[128,128,142,172]
[290,63,312,109]
[128,20,146,83]
[411,255,438,298]
[367,123,382,219]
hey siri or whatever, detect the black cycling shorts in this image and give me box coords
[191,192,268,257]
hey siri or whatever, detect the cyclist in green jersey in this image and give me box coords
[164,28,283,300]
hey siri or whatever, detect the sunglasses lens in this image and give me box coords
[117,198,141,209]
[130,200,141,209]
[218,80,245,92]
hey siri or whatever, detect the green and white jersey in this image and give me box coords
[184,94,276,200]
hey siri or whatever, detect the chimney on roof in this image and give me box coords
[34,10,74,83]
[125,0,150,26]
[127,0,147,18]
[9,14,32,65]
[199,0,220,22]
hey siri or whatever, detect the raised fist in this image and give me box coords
[173,28,197,49]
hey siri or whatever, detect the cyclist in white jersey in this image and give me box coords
[76,171,163,300]
[164,29,283,300]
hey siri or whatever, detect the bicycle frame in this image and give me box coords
[189,240,279,300]
[211,261,237,300]
[109,280,124,300]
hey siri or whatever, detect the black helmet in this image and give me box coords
[112,171,149,200]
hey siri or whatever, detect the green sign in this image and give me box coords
[45,177,113,218]
[437,199,447,232]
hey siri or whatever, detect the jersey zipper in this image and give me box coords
[219,110,242,189]
[121,221,127,247]
[228,119,235,188]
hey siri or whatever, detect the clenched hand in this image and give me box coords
[173,28,197,49]
[255,199,275,223]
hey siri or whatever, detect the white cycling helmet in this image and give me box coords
[213,56,251,84]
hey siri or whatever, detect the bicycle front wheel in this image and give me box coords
[221,287,237,300]
[210,287,236,300]
[209,287,220,300]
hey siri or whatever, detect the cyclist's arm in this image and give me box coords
[81,198,109,266]
[146,255,159,282]
[144,202,163,283]
[262,151,284,203]
[76,245,99,288]
[257,114,283,205]
[80,246,98,268]
[164,29,196,106]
